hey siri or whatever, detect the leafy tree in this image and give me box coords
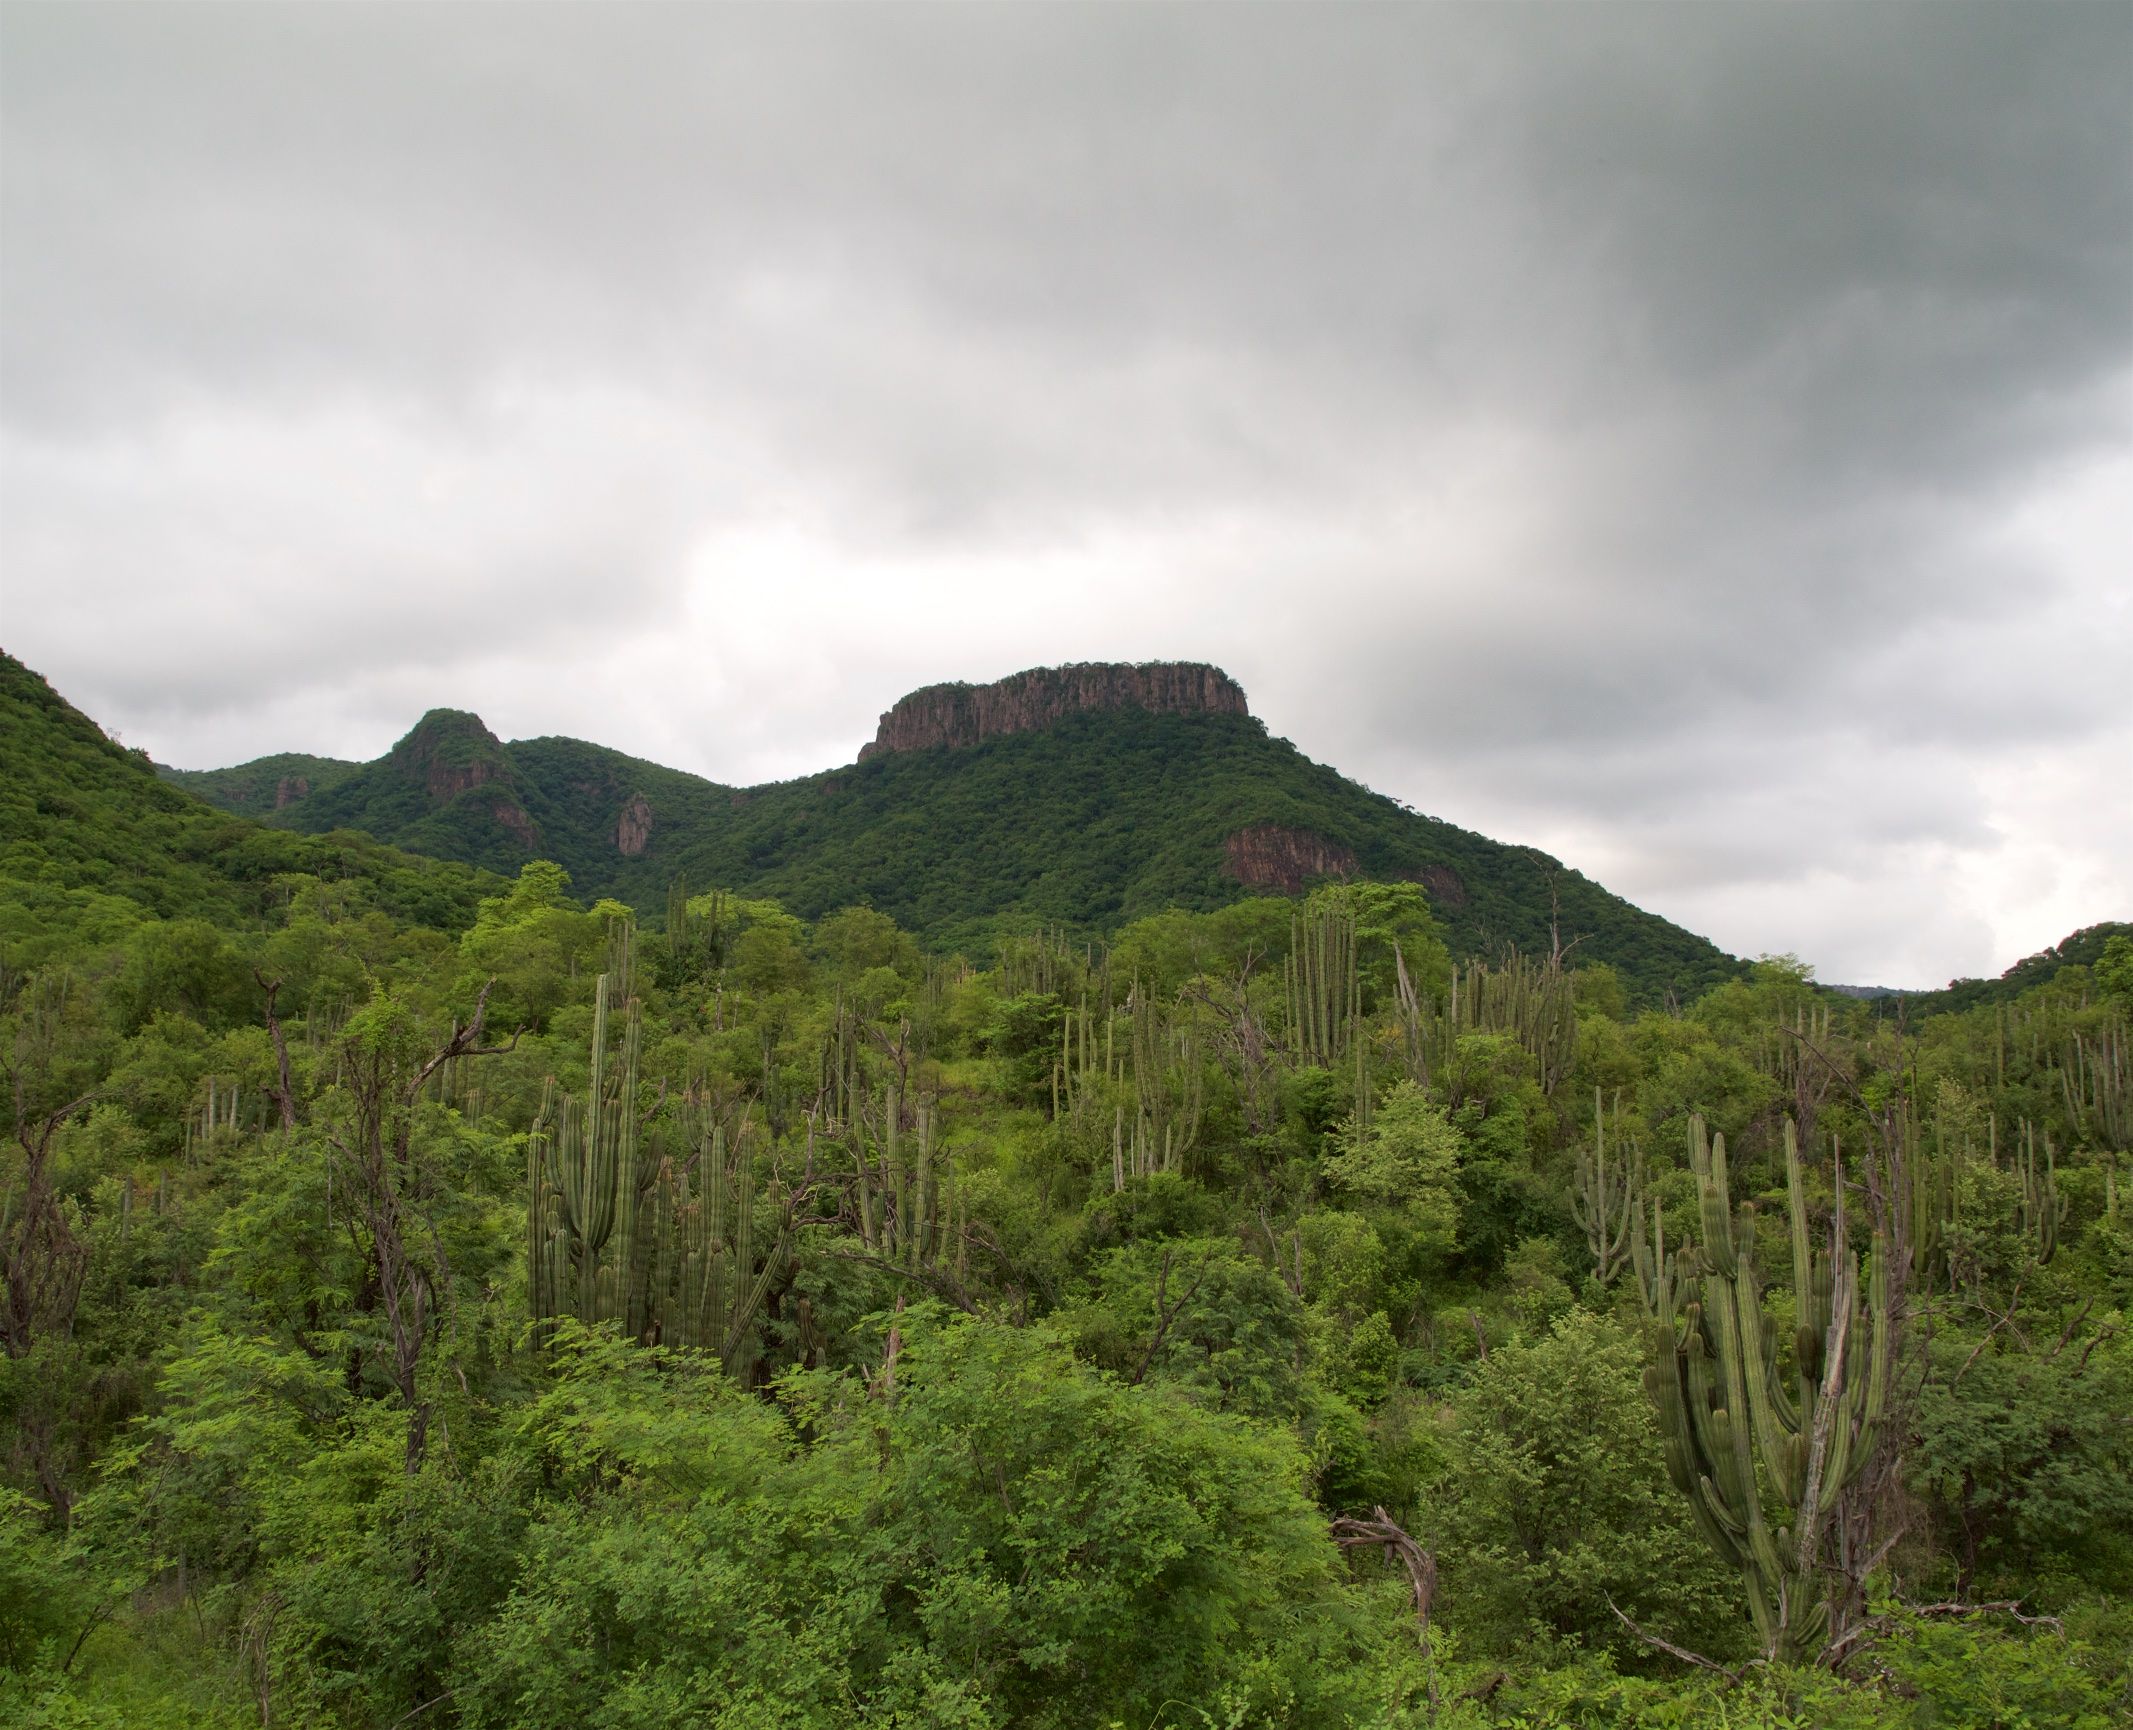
[1430,1311,1745,1663]
[1324,1080,1463,1266]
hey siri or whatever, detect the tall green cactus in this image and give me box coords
[850,1085,962,1280]
[1572,1086,1643,1286]
[1395,950,1578,1095]
[528,917,792,1370]
[1128,984,1206,1180]
[1449,952,1578,1094]
[1285,903,1359,1069]
[2016,1119,2067,1265]
[1636,1116,1891,1664]
[527,920,646,1330]
[662,1118,793,1373]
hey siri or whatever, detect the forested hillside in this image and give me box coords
[1895,923,2133,1016]
[165,664,1741,1004]
[7,649,2131,1728]
[0,654,500,955]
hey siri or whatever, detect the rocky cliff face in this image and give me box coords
[616,792,654,857]
[858,662,1248,761]
[1222,824,1357,893]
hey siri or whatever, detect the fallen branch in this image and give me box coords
[1330,1506,1437,1631]
[1332,1507,1440,1709]
[1823,1596,2065,1671]
[1606,1597,1744,1682]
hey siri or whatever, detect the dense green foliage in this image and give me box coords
[6,654,2130,1726]
[167,692,1740,1004]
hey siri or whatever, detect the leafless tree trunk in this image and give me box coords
[1,1079,95,1361]
[327,981,517,1473]
[254,972,299,1134]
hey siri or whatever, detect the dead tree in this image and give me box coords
[326,981,518,1473]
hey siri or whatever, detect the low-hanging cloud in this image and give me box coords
[3,5,2127,987]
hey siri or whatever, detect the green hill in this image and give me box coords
[0,650,500,964]
[1881,921,2133,1017]
[165,663,1742,1002]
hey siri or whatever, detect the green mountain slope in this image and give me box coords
[0,651,500,960]
[169,670,1742,1002]
[1888,922,2133,1017]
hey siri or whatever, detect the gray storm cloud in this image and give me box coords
[3,4,2128,986]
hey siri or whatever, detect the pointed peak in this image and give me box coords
[393,707,503,752]
[387,708,516,804]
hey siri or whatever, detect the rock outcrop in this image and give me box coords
[273,776,309,809]
[1222,824,1357,892]
[490,798,540,849]
[389,710,512,800]
[1410,863,1468,908]
[616,792,654,857]
[859,662,1248,761]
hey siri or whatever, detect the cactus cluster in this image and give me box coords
[850,1085,964,1281]
[1394,950,1577,1095]
[2014,1119,2067,1265]
[1128,986,1206,1181]
[1759,999,1835,1091]
[663,877,730,982]
[996,926,1086,999]
[2062,1021,2127,1153]
[1052,991,1115,1121]
[527,919,793,1372]
[1636,1116,1890,1664]
[1908,1113,1955,1289]
[1286,904,1359,1069]
[1049,981,1208,1189]
[1571,1086,1644,1286]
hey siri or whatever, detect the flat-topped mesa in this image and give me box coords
[858,662,1248,761]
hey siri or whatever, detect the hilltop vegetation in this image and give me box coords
[5,651,2128,1726]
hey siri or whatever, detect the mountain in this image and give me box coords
[0,651,499,960]
[159,660,1739,1001]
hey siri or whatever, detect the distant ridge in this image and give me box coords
[859,662,1248,760]
[160,658,1746,1001]
[1890,923,2133,1016]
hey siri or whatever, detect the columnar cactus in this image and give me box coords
[528,917,792,1371]
[850,1085,961,1278]
[1572,1086,1643,1286]
[1908,1112,1956,1291]
[1285,904,1359,1069]
[527,921,645,1329]
[663,1120,793,1372]
[1128,985,1206,1179]
[1447,952,1577,1094]
[1636,1116,1891,1664]
[2016,1120,2067,1265]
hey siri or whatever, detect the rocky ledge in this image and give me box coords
[858,662,1247,761]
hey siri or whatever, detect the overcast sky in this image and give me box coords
[4,5,2128,987]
